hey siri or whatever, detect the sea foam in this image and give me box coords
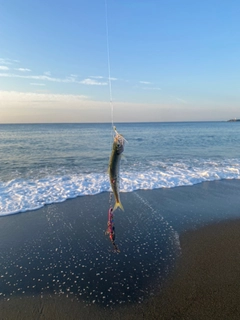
[0,159,240,216]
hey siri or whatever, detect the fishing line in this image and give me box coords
[105,0,114,212]
[104,2,122,253]
[105,0,115,133]
[133,192,181,253]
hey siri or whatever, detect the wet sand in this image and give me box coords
[1,180,240,319]
[139,219,240,319]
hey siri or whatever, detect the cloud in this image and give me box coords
[0,58,19,65]
[0,90,151,123]
[140,81,151,84]
[0,72,78,83]
[143,87,162,91]
[0,72,109,86]
[0,68,117,87]
[90,76,117,81]
[0,90,112,123]
[90,75,104,79]
[80,78,108,86]
[0,66,9,70]
[30,83,46,86]
[16,68,31,72]
[1,90,234,123]
[0,90,88,103]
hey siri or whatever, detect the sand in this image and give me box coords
[1,179,240,319]
[138,219,240,319]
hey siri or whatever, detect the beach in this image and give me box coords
[1,179,240,319]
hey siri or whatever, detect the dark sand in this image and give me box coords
[1,179,240,319]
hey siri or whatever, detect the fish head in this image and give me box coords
[113,134,125,155]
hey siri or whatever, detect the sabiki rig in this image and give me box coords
[105,207,120,253]
[108,127,126,212]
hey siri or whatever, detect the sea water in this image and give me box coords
[1,121,240,306]
[1,121,240,216]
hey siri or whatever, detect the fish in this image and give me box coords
[108,131,125,212]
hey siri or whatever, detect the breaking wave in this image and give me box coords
[1,158,240,216]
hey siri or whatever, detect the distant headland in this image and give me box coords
[227,118,240,122]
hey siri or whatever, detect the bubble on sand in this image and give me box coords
[0,194,180,306]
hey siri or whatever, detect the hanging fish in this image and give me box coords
[108,128,125,212]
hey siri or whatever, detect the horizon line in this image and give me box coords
[0,120,228,125]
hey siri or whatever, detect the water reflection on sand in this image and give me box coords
[0,193,180,307]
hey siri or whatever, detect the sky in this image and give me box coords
[0,0,240,123]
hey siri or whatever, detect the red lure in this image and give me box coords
[106,207,120,252]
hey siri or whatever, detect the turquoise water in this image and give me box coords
[0,121,240,215]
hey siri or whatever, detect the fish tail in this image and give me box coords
[113,200,124,212]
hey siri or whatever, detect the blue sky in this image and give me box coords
[0,0,240,123]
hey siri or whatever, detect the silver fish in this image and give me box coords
[108,132,125,211]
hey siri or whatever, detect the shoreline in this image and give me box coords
[1,179,240,318]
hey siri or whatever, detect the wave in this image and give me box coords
[0,159,240,216]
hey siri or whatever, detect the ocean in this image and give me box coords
[1,121,240,216]
[1,121,240,307]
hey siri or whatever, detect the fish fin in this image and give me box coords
[113,201,124,212]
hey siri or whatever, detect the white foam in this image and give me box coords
[0,159,240,216]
